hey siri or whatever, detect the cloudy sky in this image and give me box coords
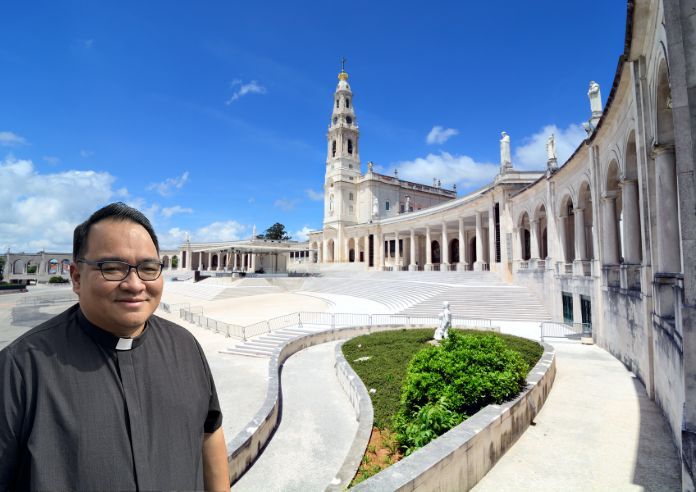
[1,1,625,251]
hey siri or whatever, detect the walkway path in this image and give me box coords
[233,341,357,491]
[474,340,681,491]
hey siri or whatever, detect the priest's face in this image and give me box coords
[70,219,163,337]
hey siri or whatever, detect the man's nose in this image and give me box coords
[120,268,146,290]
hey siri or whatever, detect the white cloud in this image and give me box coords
[147,171,190,196]
[514,123,587,170]
[194,221,247,242]
[426,126,458,145]
[274,198,298,211]
[43,155,60,165]
[225,79,267,104]
[293,226,312,242]
[0,131,27,147]
[80,149,94,158]
[161,205,193,218]
[389,152,498,191]
[305,188,323,201]
[0,155,117,252]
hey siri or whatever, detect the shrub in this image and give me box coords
[394,331,528,454]
[48,276,70,284]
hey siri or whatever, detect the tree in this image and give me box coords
[264,223,291,240]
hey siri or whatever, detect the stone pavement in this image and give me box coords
[232,341,358,491]
[473,339,681,491]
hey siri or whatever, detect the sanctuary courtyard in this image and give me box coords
[2,0,696,489]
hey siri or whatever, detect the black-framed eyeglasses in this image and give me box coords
[77,258,164,281]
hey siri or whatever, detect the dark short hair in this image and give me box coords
[73,202,160,261]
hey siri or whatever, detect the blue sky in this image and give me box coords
[0,1,626,252]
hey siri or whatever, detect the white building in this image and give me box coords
[309,2,696,487]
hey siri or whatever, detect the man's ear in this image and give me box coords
[70,262,81,295]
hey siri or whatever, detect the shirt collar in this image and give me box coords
[77,308,150,351]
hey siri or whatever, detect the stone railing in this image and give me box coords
[227,322,500,487]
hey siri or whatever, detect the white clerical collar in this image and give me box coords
[115,338,134,351]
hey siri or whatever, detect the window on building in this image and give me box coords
[346,116,352,124]
[346,98,350,108]
[400,204,405,213]
[349,192,353,201]
[385,201,390,211]
[336,99,339,108]
[332,140,336,157]
[347,139,353,154]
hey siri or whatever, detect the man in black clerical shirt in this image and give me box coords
[0,203,230,491]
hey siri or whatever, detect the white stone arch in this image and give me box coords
[517,210,532,261]
[533,201,549,259]
[601,148,624,195]
[617,129,643,265]
[557,191,576,263]
[577,179,595,260]
[556,184,577,218]
[602,158,623,264]
[162,255,170,269]
[12,259,25,274]
[649,55,680,273]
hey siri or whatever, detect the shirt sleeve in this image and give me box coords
[195,342,223,434]
[0,347,24,489]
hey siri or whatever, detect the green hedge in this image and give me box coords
[48,276,70,284]
[394,331,529,455]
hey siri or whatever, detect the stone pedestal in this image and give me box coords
[456,262,468,272]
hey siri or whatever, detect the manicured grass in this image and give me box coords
[342,329,433,428]
[342,328,543,430]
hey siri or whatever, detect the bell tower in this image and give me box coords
[324,60,360,226]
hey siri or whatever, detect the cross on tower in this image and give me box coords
[341,57,347,72]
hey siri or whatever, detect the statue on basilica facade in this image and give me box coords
[500,132,512,171]
[372,196,379,218]
[546,134,556,161]
[588,81,602,115]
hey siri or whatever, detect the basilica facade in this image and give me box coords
[309,1,696,486]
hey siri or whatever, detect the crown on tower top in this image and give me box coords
[338,71,349,81]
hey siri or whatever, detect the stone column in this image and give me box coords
[233,252,238,270]
[207,252,212,271]
[457,218,466,271]
[425,225,432,270]
[393,233,399,269]
[488,205,496,265]
[409,229,416,270]
[378,232,385,270]
[602,195,619,265]
[322,240,328,263]
[251,253,257,272]
[653,145,680,272]
[558,215,568,263]
[621,179,641,264]
[574,207,587,261]
[530,219,540,260]
[441,222,449,270]
[474,211,484,270]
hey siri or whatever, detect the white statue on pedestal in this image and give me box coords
[546,134,556,161]
[588,81,602,115]
[500,132,512,171]
[434,301,452,341]
[372,196,379,218]
[405,196,411,212]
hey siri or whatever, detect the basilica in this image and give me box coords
[307,1,696,486]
